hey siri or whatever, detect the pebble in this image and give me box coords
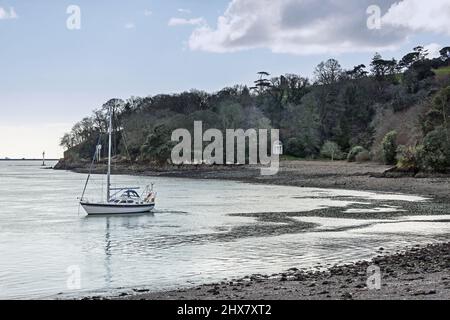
[341,292,353,300]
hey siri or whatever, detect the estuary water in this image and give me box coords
[0,161,449,299]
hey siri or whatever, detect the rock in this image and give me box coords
[294,274,306,281]
[341,292,353,300]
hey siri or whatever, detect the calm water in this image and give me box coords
[0,161,449,299]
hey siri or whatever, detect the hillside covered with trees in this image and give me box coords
[60,45,450,173]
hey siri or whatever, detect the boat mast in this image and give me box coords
[107,105,112,202]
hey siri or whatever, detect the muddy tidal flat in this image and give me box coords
[110,242,449,300]
[52,160,450,301]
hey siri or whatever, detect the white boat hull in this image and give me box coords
[81,202,155,215]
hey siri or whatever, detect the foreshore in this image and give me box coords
[114,242,449,300]
[55,159,450,300]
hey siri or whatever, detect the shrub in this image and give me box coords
[418,128,450,172]
[320,141,343,161]
[286,137,306,158]
[355,150,371,162]
[347,146,367,162]
[396,145,422,171]
[382,131,398,165]
[140,125,174,164]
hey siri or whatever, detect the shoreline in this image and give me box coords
[112,242,449,300]
[55,159,450,300]
[74,242,450,300]
[55,159,450,202]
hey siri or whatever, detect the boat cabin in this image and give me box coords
[111,189,142,204]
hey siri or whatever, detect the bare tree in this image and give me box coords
[314,59,343,85]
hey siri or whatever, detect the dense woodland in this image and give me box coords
[61,45,450,172]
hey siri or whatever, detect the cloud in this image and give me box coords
[424,43,443,59]
[0,6,18,20]
[168,17,206,27]
[178,8,191,14]
[125,23,135,29]
[382,0,450,35]
[144,9,153,16]
[187,0,450,55]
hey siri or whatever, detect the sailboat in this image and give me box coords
[80,105,156,215]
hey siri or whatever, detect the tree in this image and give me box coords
[382,131,398,165]
[140,125,174,164]
[251,71,272,93]
[286,138,306,158]
[320,141,342,161]
[413,46,429,60]
[398,46,428,71]
[420,128,450,172]
[282,100,321,158]
[314,59,343,85]
[92,109,108,133]
[423,86,450,134]
[335,81,375,149]
[346,64,368,79]
[283,74,310,104]
[60,133,74,150]
[218,102,244,129]
[414,86,450,172]
[432,86,450,131]
[439,47,450,63]
[370,53,398,79]
[397,145,421,171]
[59,45,450,169]
[347,146,368,162]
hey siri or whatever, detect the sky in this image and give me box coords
[1,0,450,158]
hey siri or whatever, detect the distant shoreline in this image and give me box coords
[0,159,59,161]
[54,158,450,201]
